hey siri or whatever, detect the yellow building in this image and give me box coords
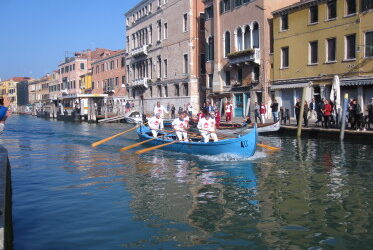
[79,70,93,94]
[271,0,373,117]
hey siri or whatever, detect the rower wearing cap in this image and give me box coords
[148,113,164,138]
[197,112,218,143]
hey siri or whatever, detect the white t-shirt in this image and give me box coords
[172,118,188,132]
[148,116,164,130]
[153,105,167,118]
[225,104,233,113]
[187,105,193,112]
[197,117,216,132]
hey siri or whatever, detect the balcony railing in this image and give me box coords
[227,48,260,65]
[131,45,148,57]
[133,78,149,89]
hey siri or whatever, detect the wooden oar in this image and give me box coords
[257,143,280,150]
[91,125,140,148]
[119,136,159,152]
[135,140,181,155]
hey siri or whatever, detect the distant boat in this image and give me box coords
[136,125,257,157]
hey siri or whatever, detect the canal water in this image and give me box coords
[2,115,372,249]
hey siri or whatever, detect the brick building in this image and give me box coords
[203,0,299,118]
[125,0,205,114]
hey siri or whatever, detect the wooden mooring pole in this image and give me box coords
[297,87,307,137]
[340,93,348,141]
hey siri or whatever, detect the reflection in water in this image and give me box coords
[2,115,372,249]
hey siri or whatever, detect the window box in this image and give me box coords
[227,49,254,59]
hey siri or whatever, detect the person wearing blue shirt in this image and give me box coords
[0,98,10,134]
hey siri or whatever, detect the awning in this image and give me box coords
[340,78,373,86]
[270,82,311,90]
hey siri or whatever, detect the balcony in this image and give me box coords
[227,48,260,65]
[133,78,149,89]
[131,45,148,57]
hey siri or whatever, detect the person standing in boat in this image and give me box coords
[148,113,164,138]
[172,113,189,142]
[197,112,218,143]
[153,102,168,118]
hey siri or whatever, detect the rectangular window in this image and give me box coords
[164,85,168,97]
[205,6,213,20]
[115,77,119,86]
[183,83,189,96]
[365,31,373,57]
[235,0,242,7]
[80,63,84,70]
[183,13,188,32]
[225,71,231,86]
[150,86,153,97]
[327,0,337,20]
[345,34,356,59]
[281,14,288,31]
[309,41,318,64]
[158,85,162,97]
[121,57,125,68]
[164,23,168,39]
[220,0,230,13]
[327,38,336,62]
[164,59,168,78]
[281,47,289,68]
[361,0,373,12]
[346,0,356,15]
[175,84,180,96]
[253,66,260,81]
[73,64,75,70]
[122,76,125,85]
[157,20,162,41]
[183,54,188,74]
[158,56,162,78]
[237,69,243,84]
[309,6,318,24]
[208,74,213,88]
[200,54,206,74]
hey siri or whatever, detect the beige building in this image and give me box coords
[125,0,205,114]
[204,0,299,117]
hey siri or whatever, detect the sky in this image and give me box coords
[0,0,139,80]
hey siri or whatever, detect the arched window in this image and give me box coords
[253,22,259,48]
[224,31,231,57]
[244,26,251,49]
[207,36,214,61]
[236,28,243,51]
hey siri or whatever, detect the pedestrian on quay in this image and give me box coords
[259,103,266,124]
[350,99,364,131]
[308,98,317,122]
[316,98,324,126]
[187,103,193,117]
[178,106,183,115]
[295,98,301,126]
[254,102,262,123]
[167,103,171,113]
[367,97,373,129]
[125,101,131,113]
[322,99,332,128]
[270,99,279,123]
[0,98,10,134]
[303,101,309,127]
[131,101,135,109]
[225,101,233,122]
[171,104,176,119]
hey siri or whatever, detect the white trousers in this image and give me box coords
[260,114,265,123]
[151,129,158,138]
[308,110,317,120]
[201,132,218,143]
[176,131,188,141]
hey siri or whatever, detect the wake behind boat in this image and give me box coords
[136,125,257,157]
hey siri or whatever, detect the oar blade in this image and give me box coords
[257,143,280,150]
[119,137,158,152]
[91,125,139,148]
[135,140,179,155]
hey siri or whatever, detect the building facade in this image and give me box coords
[271,0,373,117]
[125,0,205,114]
[91,49,126,97]
[204,0,299,118]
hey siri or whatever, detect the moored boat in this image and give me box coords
[136,125,257,157]
[219,120,280,135]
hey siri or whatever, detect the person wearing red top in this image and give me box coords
[322,100,332,128]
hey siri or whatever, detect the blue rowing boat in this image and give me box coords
[136,125,257,157]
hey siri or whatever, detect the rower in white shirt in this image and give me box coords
[197,112,218,143]
[153,101,168,118]
[148,113,164,138]
[172,113,189,142]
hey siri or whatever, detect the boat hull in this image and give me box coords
[136,125,257,157]
[219,120,280,135]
